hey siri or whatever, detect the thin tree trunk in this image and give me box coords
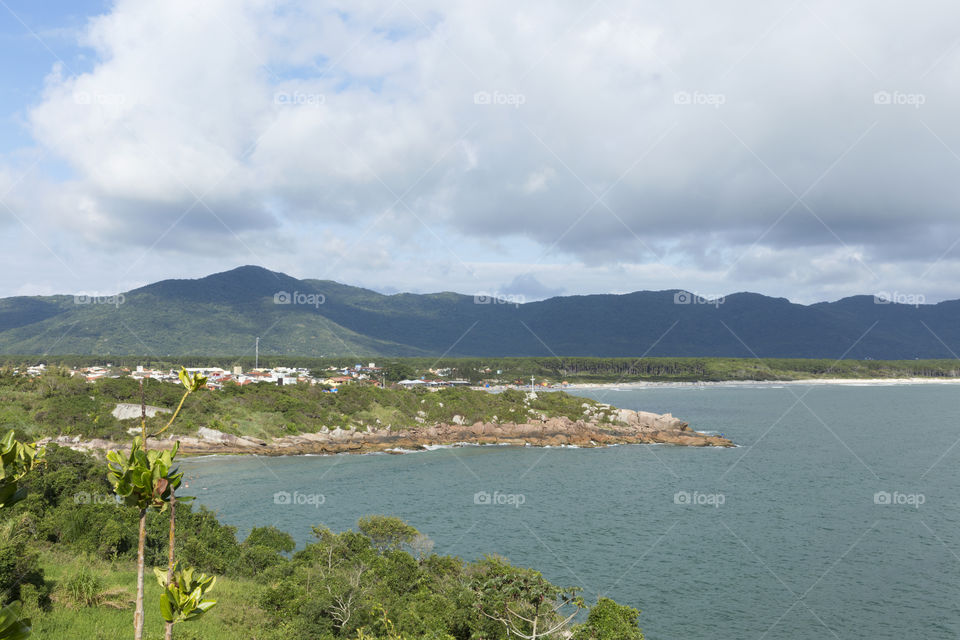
[134,380,147,640]
[165,490,176,640]
[134,508,146,640]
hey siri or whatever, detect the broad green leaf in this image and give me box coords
[159,592,175,623]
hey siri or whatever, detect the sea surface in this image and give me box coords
[181,384,960,639]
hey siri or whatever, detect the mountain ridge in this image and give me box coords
[1,265,957,359]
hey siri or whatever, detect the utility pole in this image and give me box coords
[255,337,259,370]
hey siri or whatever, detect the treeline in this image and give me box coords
[1,355,958,382]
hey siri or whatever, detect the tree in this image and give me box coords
[357,516,419,552]
[244,526,296,553]
[572,598,644,640]
[382,363,415,383]
[409,533,435,563]
[106,368,206,640]
[474,557,584,640]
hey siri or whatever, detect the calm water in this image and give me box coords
[181,384,960,639]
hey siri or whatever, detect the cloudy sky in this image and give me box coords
[1,0,959,303]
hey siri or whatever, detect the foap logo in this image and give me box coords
[674,490,725,508]
[874,491,925,508]
[474,490,526,508]
[673,90,726,109]
[274,91,325,107]
[473,292,525,307]
[73,491,123,506]
[873,90,925,109]
[74,293,125,308]
[274,291,326,308]
[473,90,526,108]
[673,291,725,308]
[73,91,126,106]
[873,291,926,307]
[273,490,326,508]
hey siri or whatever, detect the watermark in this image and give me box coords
[274,91,325,107]
[873,291,925,307]
[473,292,525,307]
[673,91,726,109]
[273,490,325,508]
[473,90,526,108]
[73,491,123,505]
[874,491,924,508]
[674,490,725,508]
[873,90,925,109]
[74,293,125,308]
[274,291,326,308]
[673,291,725,308]
[73,91,126,106]
[474,490,525,508]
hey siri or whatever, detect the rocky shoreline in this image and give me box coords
[38,407,733,455]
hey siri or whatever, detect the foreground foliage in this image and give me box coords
[3,445,643,639]
[0,429,44,639]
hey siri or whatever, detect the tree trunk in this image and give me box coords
[134,508,146,640]
[135,382,147,640]
[165,490,176,640]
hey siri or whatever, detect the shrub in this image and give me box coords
[64,565,104,608]
[244,526,295,553]
[0,525,46,604]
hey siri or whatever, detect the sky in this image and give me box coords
[1,0,960,304]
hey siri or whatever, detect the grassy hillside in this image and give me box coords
[27,550,262,640]
[0,372,616,443]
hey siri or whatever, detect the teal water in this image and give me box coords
[181,384,960,639]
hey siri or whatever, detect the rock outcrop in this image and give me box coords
[39,408,733,455]
[111,403,171,420]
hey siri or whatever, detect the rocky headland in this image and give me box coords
[38,405,733,455]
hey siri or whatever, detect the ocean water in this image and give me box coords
[180,384,960,639]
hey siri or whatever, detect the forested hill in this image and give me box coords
[0,265,957,359]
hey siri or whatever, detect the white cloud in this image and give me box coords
[1,0,959,301]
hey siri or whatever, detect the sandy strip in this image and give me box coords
[476,377,960,392]
[564,378,960,389]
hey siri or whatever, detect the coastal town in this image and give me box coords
[11,360,570,391]
[13,362,478,389]
[9,362,578,393]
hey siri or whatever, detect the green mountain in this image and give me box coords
[0,265,957,358]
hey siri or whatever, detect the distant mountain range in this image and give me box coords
[0,265,957,359]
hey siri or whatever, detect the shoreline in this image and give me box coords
[38,409,735,456]
[482,377,960,392]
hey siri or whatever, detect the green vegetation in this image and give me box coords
[102,368,210,639]
[4,355,960,386]
[2,265,959,359]
[0,371,616,443]
[0,356,954,444]
[3,444,643,639]
[0,428,44,638]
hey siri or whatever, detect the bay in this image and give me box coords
[181,384,960,639]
